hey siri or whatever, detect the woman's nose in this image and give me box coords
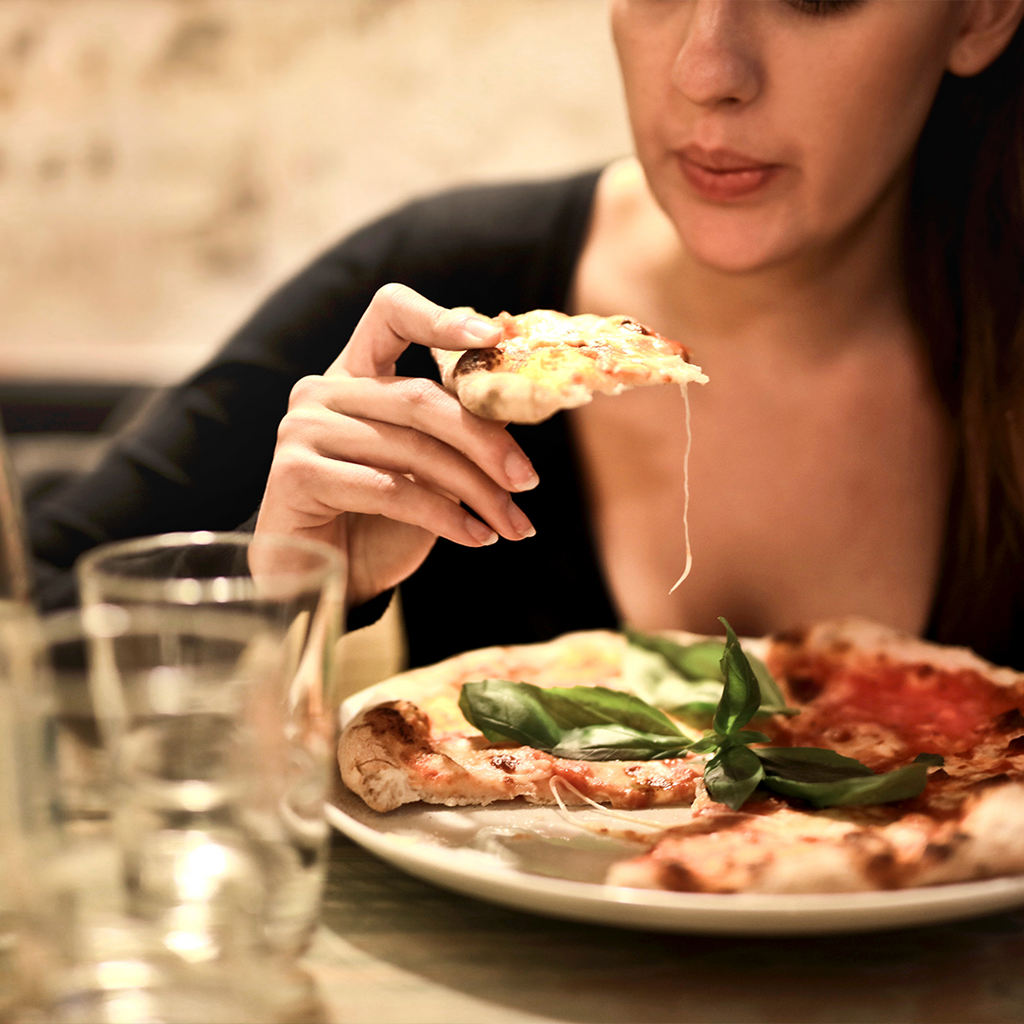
[671,0,762,108]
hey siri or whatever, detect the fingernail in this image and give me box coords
[465,515,499,546]
[461,317,500,344]
[505,450,539,491]
[506,497,536,539]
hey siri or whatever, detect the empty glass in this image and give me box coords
[0,419,49,1020]
[33,609,329,1024]
[75,532,345,966]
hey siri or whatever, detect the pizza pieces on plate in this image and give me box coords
[336,619,1024,895]
[339,630,704,813]
[432,309,708,424]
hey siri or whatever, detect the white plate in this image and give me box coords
[327,781,1024,936]
[331,683,1024,936]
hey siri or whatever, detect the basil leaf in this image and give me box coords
[620,642,723,723]
[748,657,798,716]
[458,679,566,749]
[625,629,726,681]
[755,746,875,783]
[713,619,763,738]
[732,729,773,746]
[687,735,722,754]
[459,679,685,753]
[761,762,932,808]
[704,742,765,811]
[624,629,798,720]
[551,724,694,762]
[913,752,945,767]
[540,685,684,736]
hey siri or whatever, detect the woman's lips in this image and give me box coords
[676,147,782,202]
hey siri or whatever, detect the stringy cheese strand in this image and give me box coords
[669,384,694,593]
[547,775,670,833]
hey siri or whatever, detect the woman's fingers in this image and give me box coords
[257,282,537,604]
[289,373,539,494]
[270,441,505,549]
[276,399,536,544]
[334,283,502,378]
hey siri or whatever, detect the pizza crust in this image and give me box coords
[606,782,1024,894]
[436,362,593,424]
[772,617,1024,688]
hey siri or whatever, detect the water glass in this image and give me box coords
[0,419,44,1019]
[32,609,328,1024]
[75,531,345,965]
[0,605,55,1021]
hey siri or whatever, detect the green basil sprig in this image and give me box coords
[688,620,944,810]
[623,627,796,726]
[457,680,695,761]
[457,618,944,811]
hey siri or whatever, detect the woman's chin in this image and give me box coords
[678,231,801,276]
[653,199,802,277]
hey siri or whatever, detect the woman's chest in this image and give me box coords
[568,361,952,639]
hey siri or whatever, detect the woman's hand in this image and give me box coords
[254,283,539,608]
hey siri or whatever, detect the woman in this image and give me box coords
[30,0,1024,669]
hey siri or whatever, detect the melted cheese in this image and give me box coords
[669,383,694,594]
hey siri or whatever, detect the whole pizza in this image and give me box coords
[338,619,1024,895]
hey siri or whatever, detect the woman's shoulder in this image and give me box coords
[340,167,608,314]
[399,167,604,223]
[373,167,606,267]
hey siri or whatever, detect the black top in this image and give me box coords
[28,169,1024,670]
[29,170,617,667]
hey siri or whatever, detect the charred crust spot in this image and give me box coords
[841,831,900,888]
[994,708,1024,733]
[923,841,957,863]
[657,862,709,893]
[364,702,429,748]
[863,851,900,889]
[454,348,503,376]
[488,753,519,773]
[619,318,650,336]
[787,674,824,703]
[1007,736,1024,753]
[624,765,654,783]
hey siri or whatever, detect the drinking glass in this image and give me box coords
[0,419,48,1019]
[33,609,329,1024]
[75,531,345,965]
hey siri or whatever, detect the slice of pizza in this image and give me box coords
[604,781,1024,893]
[604,619,1024,893]
[338,630,706,813]
[431,309,708,424]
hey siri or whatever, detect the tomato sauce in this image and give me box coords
[781,658,1022,754]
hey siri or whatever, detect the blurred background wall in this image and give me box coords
[0,0,631,386]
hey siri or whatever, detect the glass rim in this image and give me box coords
[75,530,345,602]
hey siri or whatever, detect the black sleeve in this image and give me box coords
[28,170,604,619]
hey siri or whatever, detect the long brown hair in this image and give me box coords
[906,20,1024,666]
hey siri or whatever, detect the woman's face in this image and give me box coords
[611,0,973,274]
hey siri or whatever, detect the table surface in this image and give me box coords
[303,832,1024,1024]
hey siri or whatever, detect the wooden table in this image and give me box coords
[303,833,1024,1024]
